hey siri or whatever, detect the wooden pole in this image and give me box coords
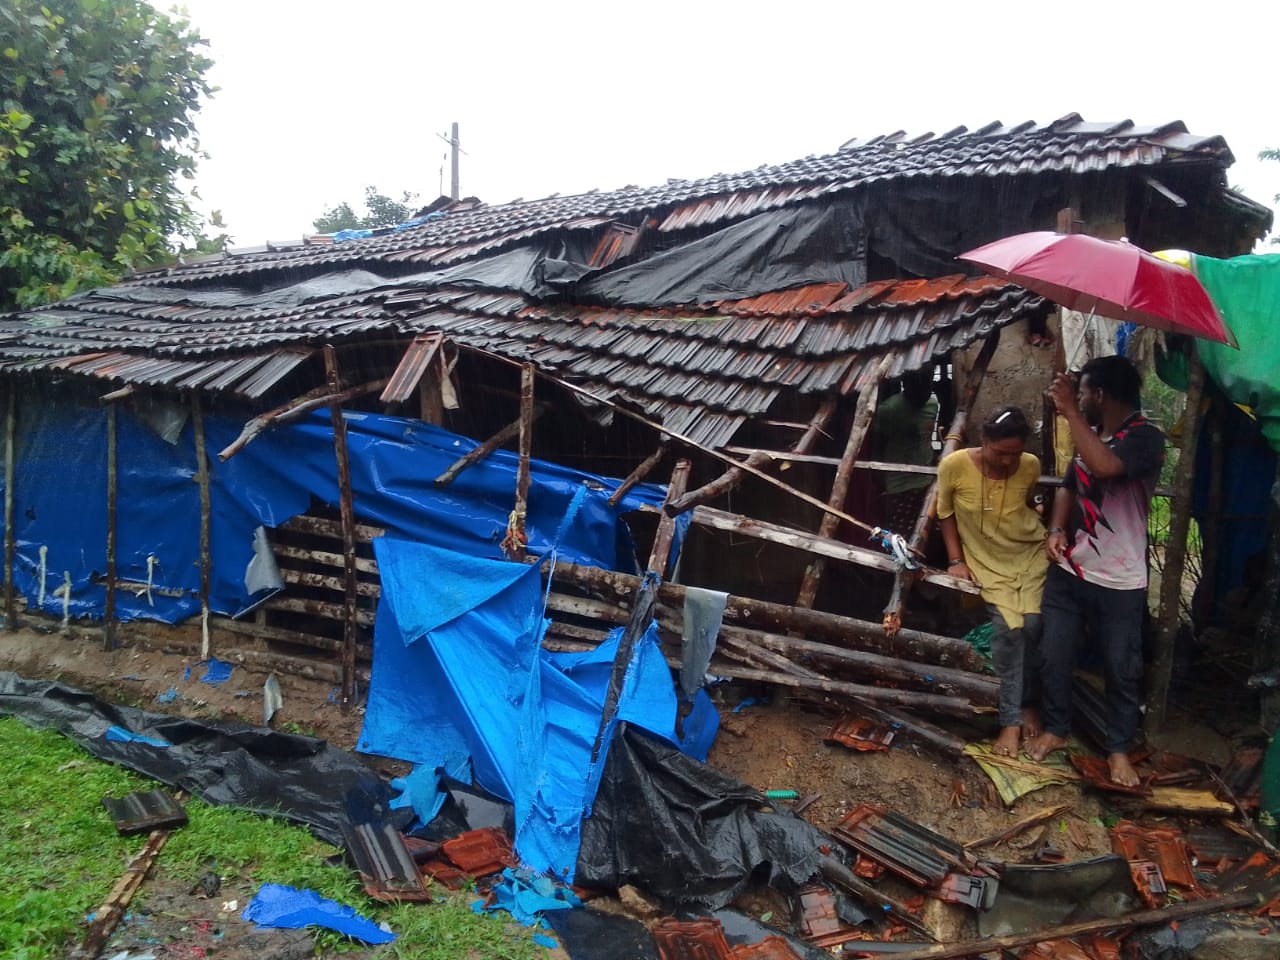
[647,459,691,578]
[607,443,667,507]
[217,377,389,462]
[324,346,360,711]
[434,408,543,487]
[104,402,118,650]
[667,397,837,516]
[550,559,985,670]
[506,363,535,561]
[1198,402,1225,624]
[191,393,212,659]
[1147,344,1205,732]
[3,382,14,631]
[796,366,890,609]
[882,895,1252,960]
[69,827,174,960]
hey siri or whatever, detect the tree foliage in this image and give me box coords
[1263,148,1279,246]
[313,185,421,234]
[0,0,216,310]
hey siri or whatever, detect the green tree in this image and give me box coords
[312,185,421,233]
[1262,148,1280,246]
[0,0,215,310]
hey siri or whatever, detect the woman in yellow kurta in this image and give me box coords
[937,405,1048,758]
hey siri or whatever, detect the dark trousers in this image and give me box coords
[1040,564,1146,754]
[989,607,1042,729]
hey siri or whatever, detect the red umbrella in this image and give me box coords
[958,231,1237,347]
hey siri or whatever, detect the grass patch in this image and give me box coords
[0,715,547,959]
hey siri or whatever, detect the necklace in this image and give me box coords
[979,462,1009,542]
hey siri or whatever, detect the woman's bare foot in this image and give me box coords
[993,726,1021,757]
[1021,708,1042,740]
[1025,731,1068,762]
[1107,752,1141,788]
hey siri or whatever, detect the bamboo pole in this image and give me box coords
[69,827,174,960]
[506,363,535,561]
[607,443,667,507]
[3,382,15,631]
[796,363,891,609]
[647,459,691,578]
[1147,345,1205,732]
[192,393,212,659]
[324,346,360,711]
[104,402,118,650]
[434,407,544,487]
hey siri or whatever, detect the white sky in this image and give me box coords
[172,0,1280,250]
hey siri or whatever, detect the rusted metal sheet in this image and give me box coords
[100,790,188,835]
[342,821,430,901]
[379,331,443,404]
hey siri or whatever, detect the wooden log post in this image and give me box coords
[647,460,691,578]
[883,331,1001,635]
[218,377,389,462]
[104,402,118,650]
[1147,345,1205,733]
[796,367,890,610]
[433,408,544,488]
[607,443,667,507]
[666,398,838,516]
[191,393,212,659]
[505,363,535,561]
[4,382,15,631]
[324,346,361,711]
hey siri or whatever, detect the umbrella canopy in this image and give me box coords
[959,231,1237,347]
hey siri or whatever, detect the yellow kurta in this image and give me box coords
[936,450,1048,628]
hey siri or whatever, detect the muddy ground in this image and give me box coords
[0,618,1260,958]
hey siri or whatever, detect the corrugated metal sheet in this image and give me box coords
[0,270,1046,447]
[120,117,1241,288]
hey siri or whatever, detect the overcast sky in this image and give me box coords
[173,0,1280,251]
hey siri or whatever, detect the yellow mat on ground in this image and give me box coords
[964,741,1081,806]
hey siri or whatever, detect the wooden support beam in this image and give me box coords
[884,331,1000,635]
[666,397,837,516]
[796,362,890,609]
[607,443,667,507]
[217,377,390,462]
[272,543,380,576]
[104,402,118,649]
[644,503,980,596]
[647,459,691,577]
[545,564,986,675]
[1147,345,1205,733]
[505,363,535,561]
[324,346,361,711]
[883,895,1253,960]
[278,513,385,542]
[4,383,15,631]
[433,407,544,487]
[192,393,212,659]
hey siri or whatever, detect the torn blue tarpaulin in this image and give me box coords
[390,753,471,828]
[198,658,234,685]
[242,883,394,944]
[104,725,169,748]
[0,390,664,625]
[473,867,582,927]
[358,537,718,879]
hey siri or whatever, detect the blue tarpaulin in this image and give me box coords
[358,537,718,878]
[0,392,664,624]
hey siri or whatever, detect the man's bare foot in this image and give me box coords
[1107,752,1141,788]
[992,726,1021,757]
[1021,708,1042,740]
[1025,731,1069,762]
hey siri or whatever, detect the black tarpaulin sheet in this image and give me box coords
[580,201,867,307]
[0,672,393,848]
[977,854,1137,937]
[577,724,827,909]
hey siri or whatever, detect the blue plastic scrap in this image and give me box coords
[198,658,234,685]
[242,883,395,944]
[155,688,179,704]
[104,725,169,748]
[473,868,582,927]
[389,754,470,827]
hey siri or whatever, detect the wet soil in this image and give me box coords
[0,619,1256,957]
